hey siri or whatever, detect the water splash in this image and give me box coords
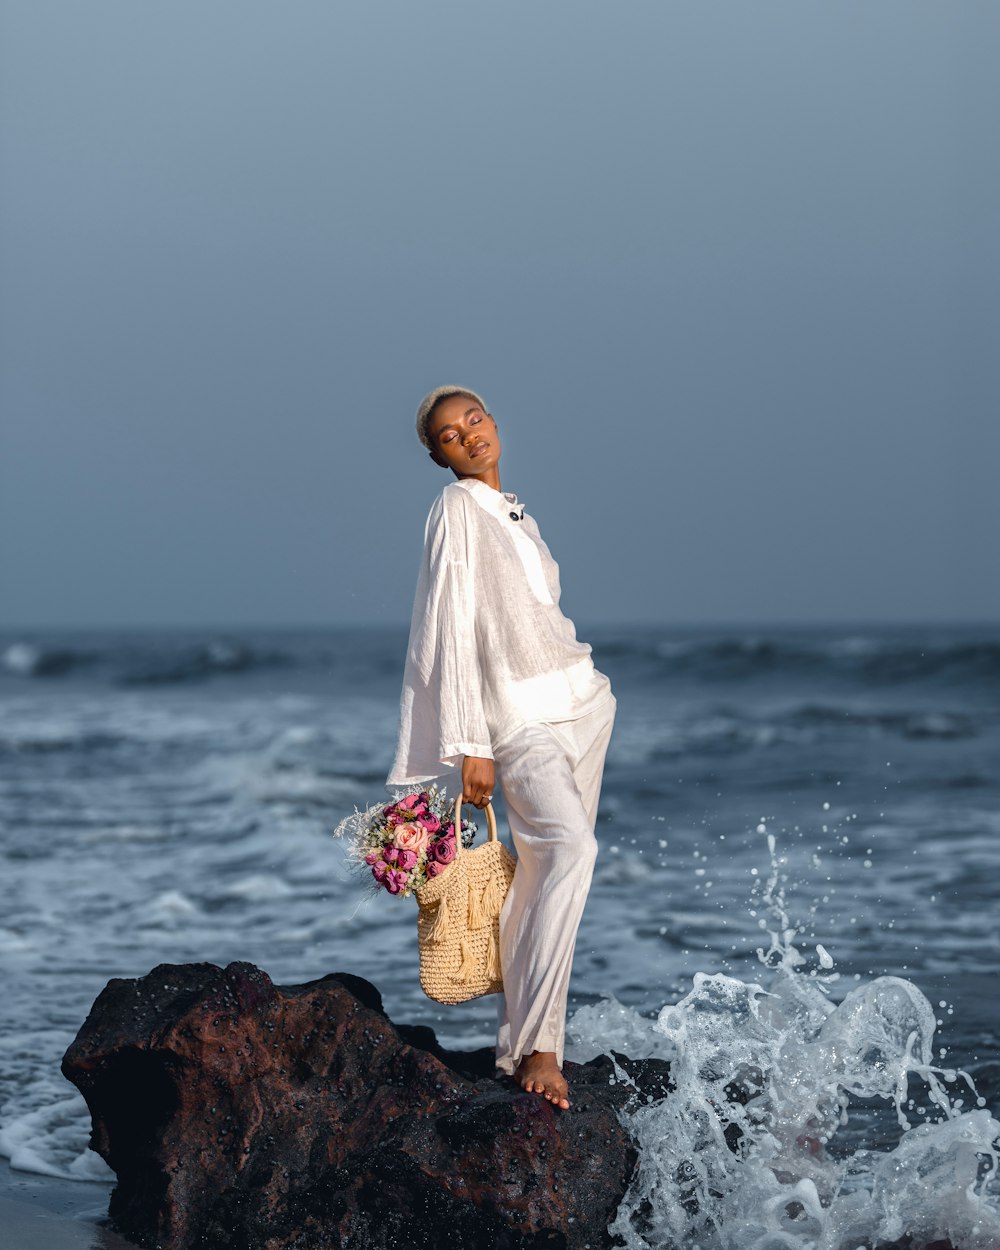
[568,831,1000,1250]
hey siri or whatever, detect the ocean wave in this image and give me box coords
[575,972,1000,1250]
[115,638,292,685]
[614,633,1000,684]
[220,874,296,901]
[626,702,983,764]
[1,643,94,678]
[0,729,125,755]
[791,704,979,740]
[568,849,1000,1250]
[1,636,292,686]
[4,629,999,689]
[136,890,202,926]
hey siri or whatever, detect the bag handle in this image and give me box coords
[452,796,497,858]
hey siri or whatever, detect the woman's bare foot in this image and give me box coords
[515,1051,570,1110]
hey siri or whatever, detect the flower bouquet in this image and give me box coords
[334,785,517,1005]
[334,786,477,899]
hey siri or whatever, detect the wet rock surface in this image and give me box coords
[62,961,672,1250]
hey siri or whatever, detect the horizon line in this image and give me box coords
[1,618,998,634]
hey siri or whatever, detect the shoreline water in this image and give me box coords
[0,1160,131,1249]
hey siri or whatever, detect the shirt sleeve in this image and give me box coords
[386,488,493,787]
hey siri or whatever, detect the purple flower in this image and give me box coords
[385,869,409,895]
[418,813,441,834]
[383,846,400,865]
[431,836,457,866]
[426,861,444,877]
[364,851,380,865]
[396,848,418,871]
[382,803,398,818]
[372,862,388,883]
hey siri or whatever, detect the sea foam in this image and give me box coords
[567,838,1000,1250]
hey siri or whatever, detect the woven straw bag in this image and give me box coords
[415,798,517,1004]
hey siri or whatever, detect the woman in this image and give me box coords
[387,384,615,1110]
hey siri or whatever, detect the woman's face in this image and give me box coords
[426,394,501,477]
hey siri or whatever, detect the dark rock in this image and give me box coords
[62,962,671,1250]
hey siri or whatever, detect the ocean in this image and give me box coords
[1,624,999,1248]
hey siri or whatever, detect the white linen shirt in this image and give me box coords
[386,477,613,786]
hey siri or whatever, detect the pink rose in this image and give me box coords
[396,848,418,871]
[372,862,388,883]
[426,860,444,877]
[431,835,457,865]
[364,851,380,865]
[383,846,399,865]
[400,794,420,810]
[394,822,430,855]
[418,813,441,834]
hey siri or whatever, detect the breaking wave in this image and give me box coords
[567,837,1000,1250]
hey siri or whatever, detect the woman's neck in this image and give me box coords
[453,468,501,492]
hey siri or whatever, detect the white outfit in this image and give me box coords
[386,476,615,1074]
[493,695,616,1074]
[386,478,612,787]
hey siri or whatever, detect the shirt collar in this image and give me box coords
[455,477,524,521]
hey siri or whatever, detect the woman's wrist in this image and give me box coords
[461,755,495,809]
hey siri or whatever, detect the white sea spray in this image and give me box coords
[567,835,1000,1250]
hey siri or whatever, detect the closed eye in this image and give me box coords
[439,414,481,444]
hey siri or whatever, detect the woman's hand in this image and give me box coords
[461,756,495,809]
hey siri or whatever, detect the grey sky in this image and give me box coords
[1,1,997,628]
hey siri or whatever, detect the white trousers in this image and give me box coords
[493,694,616,1075]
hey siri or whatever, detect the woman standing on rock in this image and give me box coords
[387,384,616,1111]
